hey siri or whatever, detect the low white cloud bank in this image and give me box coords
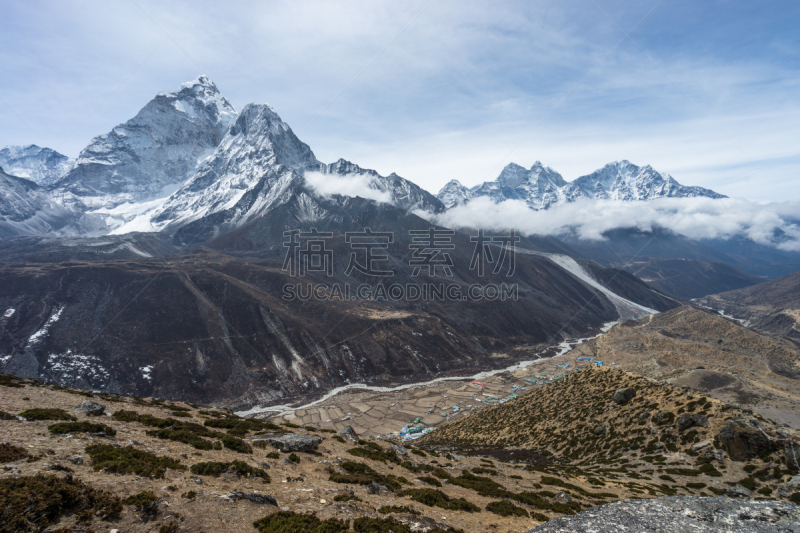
[304,172,392,204]
[423,197,800,251]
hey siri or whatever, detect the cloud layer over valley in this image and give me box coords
[424,197,800,251]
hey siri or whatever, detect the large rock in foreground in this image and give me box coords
[527,496,800,532]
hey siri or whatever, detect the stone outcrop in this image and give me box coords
[612,387,636,405]
[676,413,709,431]
[716,419,778,461]
[726,484,752,498]
[224,492,277,505]
[527,496,800,532]
[338,426,359,443]
[74,401,106,416]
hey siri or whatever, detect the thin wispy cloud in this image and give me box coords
[0,0,798,200]
[304,172,393,204]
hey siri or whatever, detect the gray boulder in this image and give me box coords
[338,426,359,442]
[259,433,322,453]
[726,484,752,498]
[691,439,712,452]
[779,475,800,499]
[526,496,800,532]
[677,413,709,431]
[391,444,408,457]
[701,448,728,463]
[553,491,572,503]
[367,482,388,494]
[653,411,674,424]
[225,492,277,505]
[74,400,106,416]
[71,455,83,465]
[612,387,636,405]
[785,441,800,472]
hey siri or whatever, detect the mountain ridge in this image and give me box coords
[437,160,726,209]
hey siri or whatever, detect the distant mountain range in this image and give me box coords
[1,76,796,290]
[0,76,727,242]
[3,76,799,406]
[436,160,725,209]
[0,76,443,240]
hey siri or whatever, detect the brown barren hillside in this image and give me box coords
[698,269,800,343]
[418,367,732,454]
[567,305,800,426]
[418,367,800,511]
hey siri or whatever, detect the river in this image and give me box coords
[235,319,619,418]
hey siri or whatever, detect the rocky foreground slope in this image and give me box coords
[4,366,800,532]
[526,496,800,532]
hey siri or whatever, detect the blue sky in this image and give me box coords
[1,0,798,199]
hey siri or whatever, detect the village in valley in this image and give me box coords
[265,354,608,441]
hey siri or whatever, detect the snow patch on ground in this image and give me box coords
[140,365,154,381]
[94,193,174,234]
[26,306,65,347]
[46,350,110,387]
[515,248,657,319]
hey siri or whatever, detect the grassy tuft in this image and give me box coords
[0,474,122,532]
[190,460,270,482]
[334,494,361,502]
[329,461,399,490]
[378,505,419,515]
[86,444,185,479]
[253,511,349,533]
[0,374,25,388]
[18,408,76,421]
[0,442,29,464]
[401,488,479,512]
[48,421,116,436]
[486,500,530,517]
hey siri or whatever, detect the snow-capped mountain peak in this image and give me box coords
[0,145,74,186]
[436,159,725,209]
[161,75,237,131]
[49,76,239,231]
[436,179,471,208]
[142,102,444,234]
[145,102,319,232]
[314,159,444,213]
[570,160,725,201]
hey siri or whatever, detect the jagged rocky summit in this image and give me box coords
[0,75,443,239]
[437,160,725,209]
